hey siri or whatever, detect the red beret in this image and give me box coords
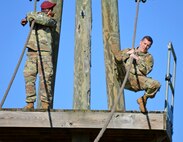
[41,1,56,9]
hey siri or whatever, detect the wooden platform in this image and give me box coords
[0,109,172,142]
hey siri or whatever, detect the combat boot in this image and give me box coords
[23,102,34,110]
[41,102,49,109]
[137,96,147,113]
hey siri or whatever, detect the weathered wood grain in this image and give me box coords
[73,0,92,110]
[0,110,165,130]
[101,0,125,111]
[0,109,171,142]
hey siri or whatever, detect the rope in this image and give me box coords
[34,0,37,12]
[93,0,140,141]
[0,21,35,109]
[0,0,38,109]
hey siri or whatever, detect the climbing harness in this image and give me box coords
[94,0,144,141]
[0,0,39,109]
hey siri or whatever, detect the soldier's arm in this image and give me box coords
[136,54,153,75]
[120,48,131,61]
[27,12,56,28]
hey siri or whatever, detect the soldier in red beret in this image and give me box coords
[21,1,56,25]
[40,1,56,16]
[21,1,57,110]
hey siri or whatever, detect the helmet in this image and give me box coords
[41,1,56,9]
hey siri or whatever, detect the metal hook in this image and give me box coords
[29,0,40,1]
[142,0,147,3]
[135,0,147,3]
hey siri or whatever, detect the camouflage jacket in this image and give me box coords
[120,48,154,76]
[26,12,56,52]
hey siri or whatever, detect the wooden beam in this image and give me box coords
[73,0,92,110]
[0,110,165,130]
[37,0,64,108]
[0,109,172,142]
[101,0,125,111]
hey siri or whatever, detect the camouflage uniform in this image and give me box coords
[23,12,56,104]
[116,48,161,98]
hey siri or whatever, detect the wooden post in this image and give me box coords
[101,0,125,111]
[37,0,64,108]
[73,0,91,141]
[73,0,92,110]
[50,0,64,108]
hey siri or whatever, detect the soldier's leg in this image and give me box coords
[127,75,161,97]
[140,76,161,98]
[23,53,38,108]
[109,33,122,61]
[137,76,161,113]
[38,52,53,108]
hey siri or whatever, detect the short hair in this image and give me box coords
[142,35,153,46]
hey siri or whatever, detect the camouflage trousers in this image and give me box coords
[23,50,53,103]
[116,61,161,98]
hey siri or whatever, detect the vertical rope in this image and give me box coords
[34,0,37,12]
[0,0,38,109]
[132,0,140,50]
[93,0,140,141]
[0,21,35,109]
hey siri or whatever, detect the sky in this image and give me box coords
[0,0,182,142]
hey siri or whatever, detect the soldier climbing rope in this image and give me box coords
[94,0,146,141]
